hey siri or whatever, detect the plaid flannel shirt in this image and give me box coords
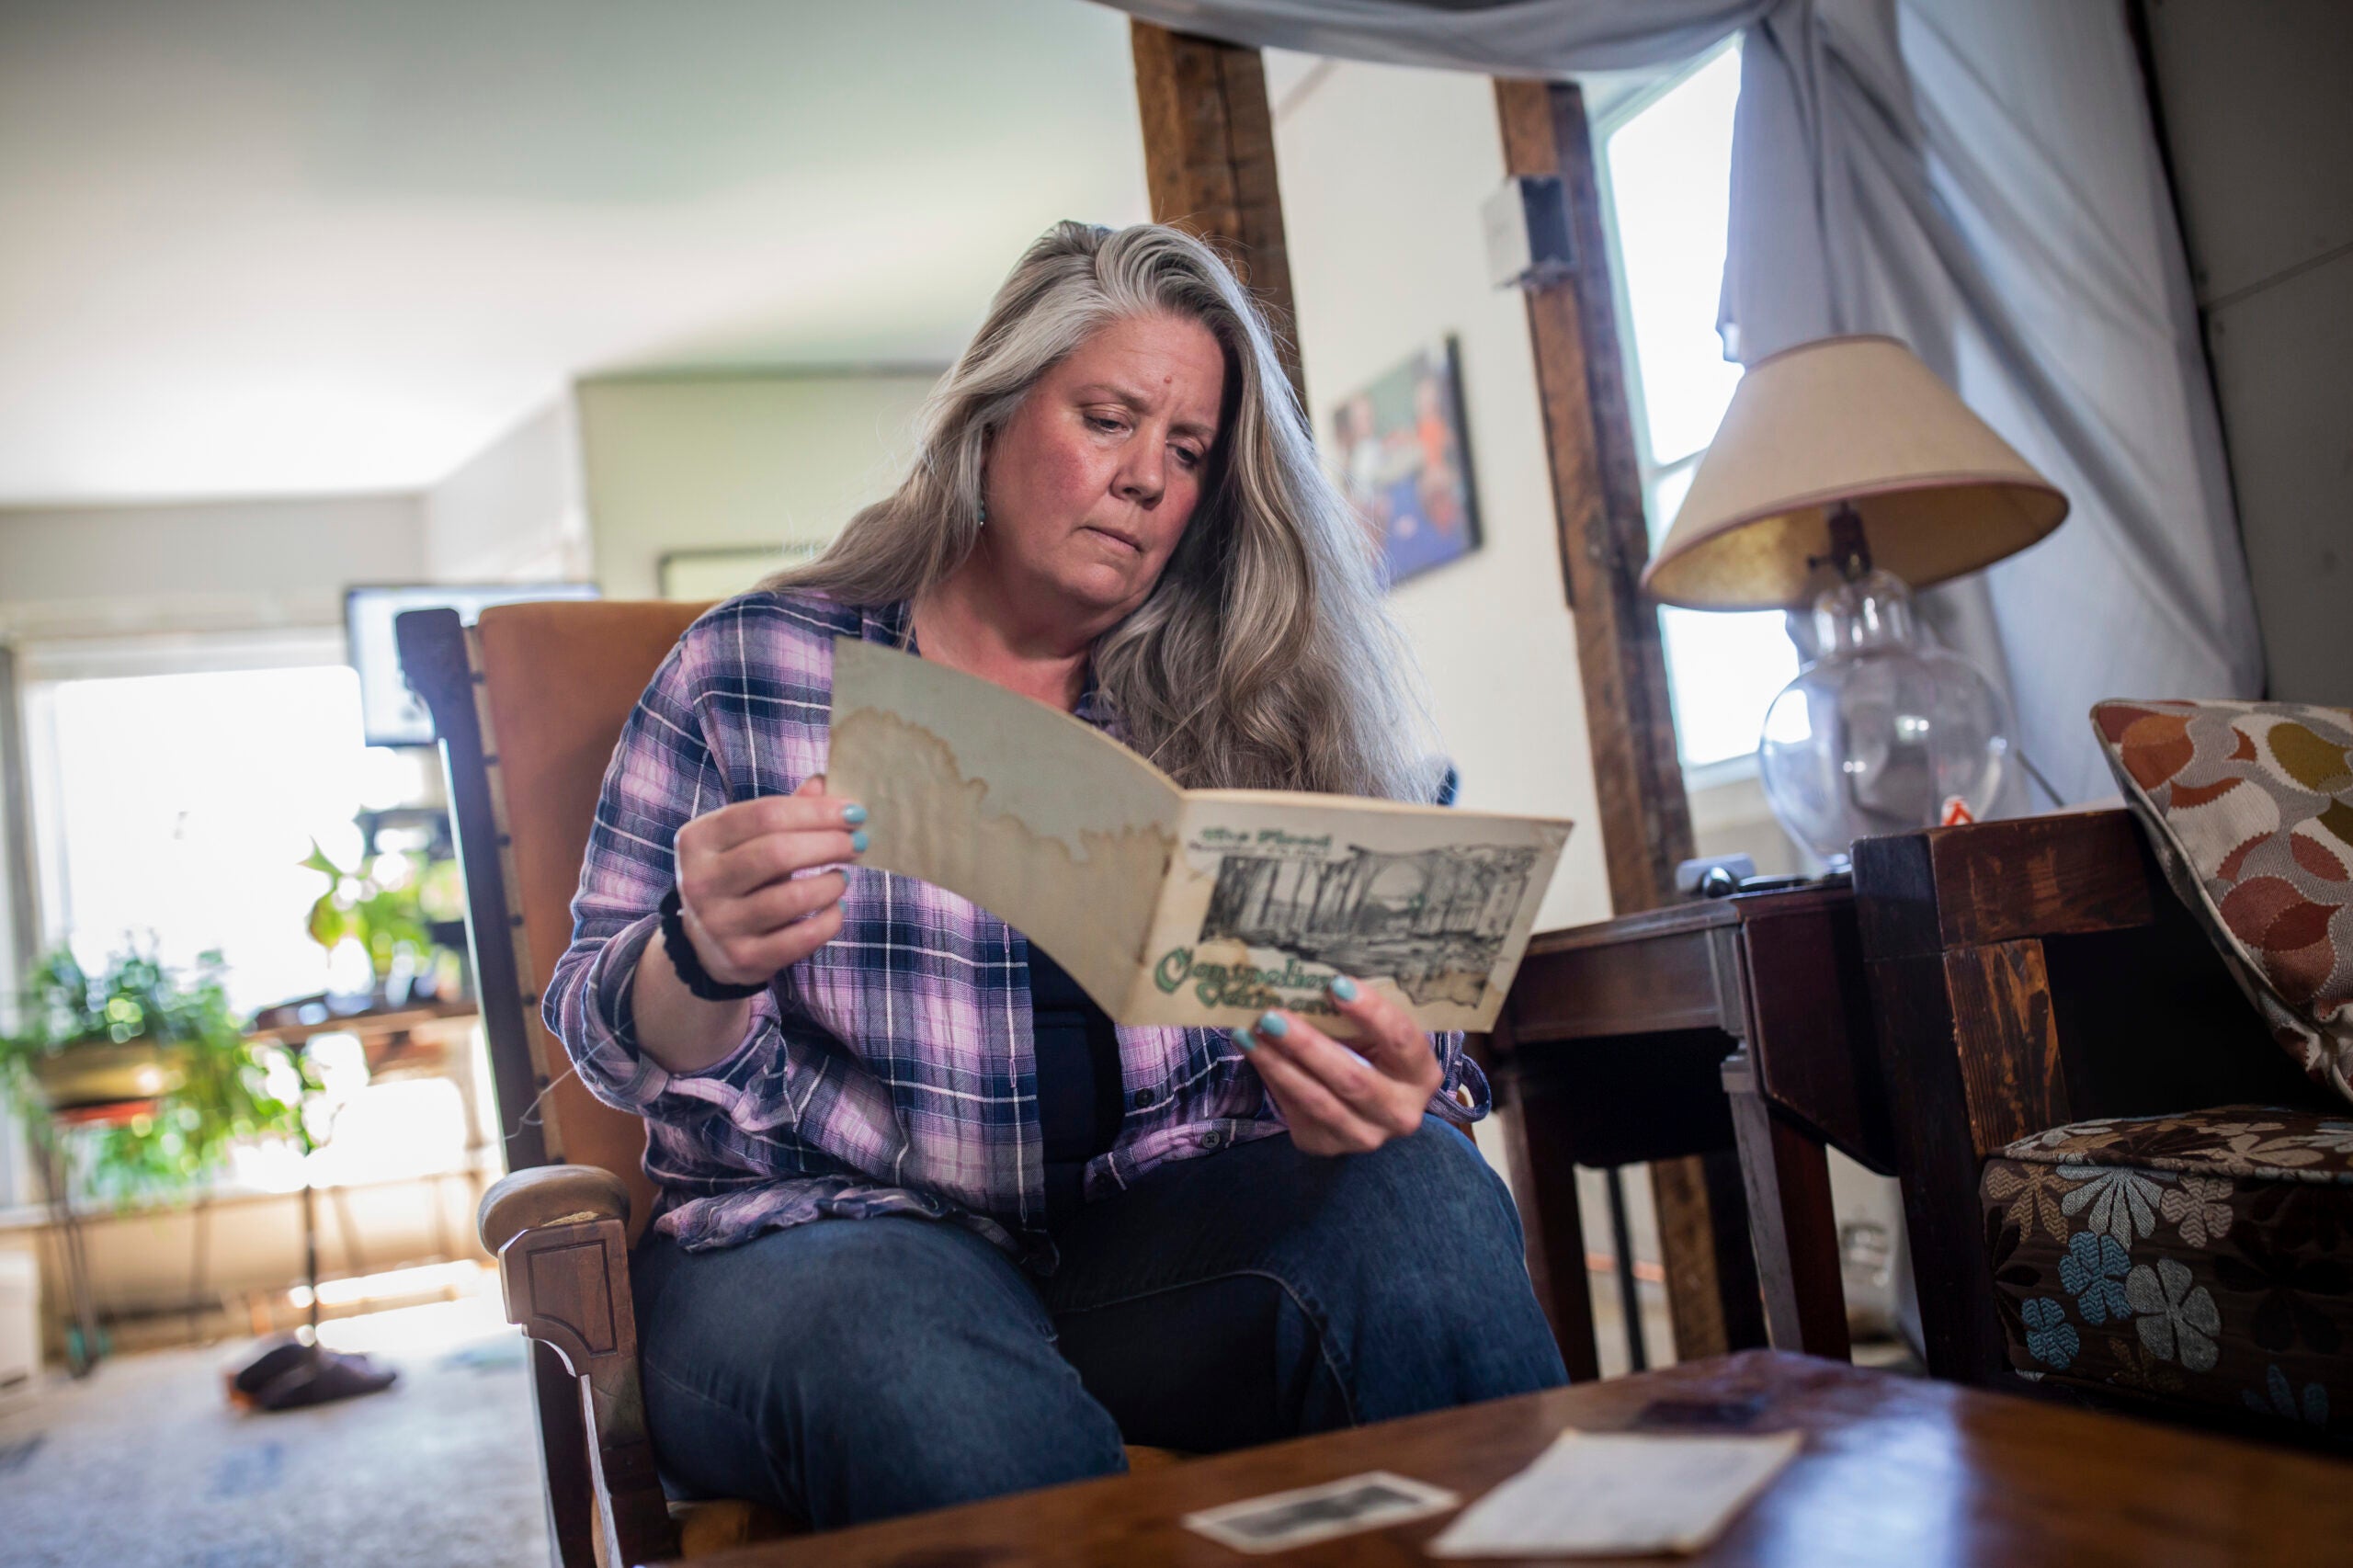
[545,590,1489,1265]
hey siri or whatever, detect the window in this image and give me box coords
[20,652,483,1194]
[1595,42,1800,770]
[26,661,411,1014]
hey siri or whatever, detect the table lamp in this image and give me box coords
[1639,335,2069,869]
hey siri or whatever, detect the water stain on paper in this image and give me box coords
[830,706,1176,991]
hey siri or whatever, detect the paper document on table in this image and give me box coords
[1426,1428,1802,1558]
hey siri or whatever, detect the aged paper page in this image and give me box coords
[1427,1429,1802,1557]
[1129,791,1571,1033]
[824,638,1180,1008]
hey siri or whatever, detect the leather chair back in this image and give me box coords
[476,600,710,1244]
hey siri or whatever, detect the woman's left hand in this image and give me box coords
[1236,979,1443,1156]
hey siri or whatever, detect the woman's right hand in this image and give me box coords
[672,774,866,987]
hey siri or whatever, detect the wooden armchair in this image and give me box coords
[1853,809,2351,1442]
[401,600,719,1568]
[403,600,1186,1567]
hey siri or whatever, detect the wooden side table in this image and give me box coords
[1488,882,1893,1373]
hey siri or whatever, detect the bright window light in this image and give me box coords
[289,1258,489,1311]
[1607,47,1746,467]
[1601,43,1798,768]
[37,664,398,1014]
[1659,606,1801,765]
[29,656,481,1201]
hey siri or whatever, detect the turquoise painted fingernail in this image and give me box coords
[850,829,870,853]
[842,804,869,825]
[1256,1011,1288,1037]
[1233,1027,1256,1052]
[1328,975,1359,1002]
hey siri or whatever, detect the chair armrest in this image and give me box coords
[485,1166,674,1567]
[1854,808,2158,962]
[478,1163,632,1255]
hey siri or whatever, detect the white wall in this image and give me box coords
[0,494,426,642]
[576,372,938,601]
[423,397,590,585]
[1270,55,1613,933]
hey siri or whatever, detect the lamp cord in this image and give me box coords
[2018,748,2066,811]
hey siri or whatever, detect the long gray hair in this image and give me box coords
[768,221,1439,801]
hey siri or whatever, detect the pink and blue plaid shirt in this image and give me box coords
[546,591,1488,1263]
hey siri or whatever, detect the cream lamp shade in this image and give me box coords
[1640,335,2069,610]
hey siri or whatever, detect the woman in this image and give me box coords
[549,222,1567,1530]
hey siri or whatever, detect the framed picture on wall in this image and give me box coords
[1328,337,1482,587]
[656,543,820,602]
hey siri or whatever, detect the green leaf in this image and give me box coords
[3,938,306,1209]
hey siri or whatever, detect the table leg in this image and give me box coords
[301,1173,322,1338]
[1601,1167,1648,1372]
[1723,1049,1851,1359]
[1493,1056,1602,1383]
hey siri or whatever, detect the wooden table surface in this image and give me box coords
[688,1351,2350,1567]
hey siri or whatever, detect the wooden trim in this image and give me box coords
[396,608,551,1175]
[1855,820,2136,1386]
[466,624,567,1162]
[1741,896,1896,1176]
[1504,924,1736,1043]
[1722,1051,1851,1359]
[1494,75,1736,1360]
[1862,948,2013,1384]
[1855,812,2157,960]
[501,1217,677,1568]
[1130,19,1306,405]
[402,608,601,1565]
[1493,78,1692,916]
[527,1339,601,1568]
[1489,1011,1603,1383]
[1648,1150,1768,1363]
[1945,939,2073,1157]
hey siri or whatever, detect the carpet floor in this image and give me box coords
[0,1295,548,1568]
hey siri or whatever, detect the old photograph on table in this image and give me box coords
[1182,1471,1461,1555]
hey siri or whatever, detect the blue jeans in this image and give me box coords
[630,1117,1568,1528]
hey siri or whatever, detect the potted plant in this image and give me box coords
[0,943,304,1205]
[300,842,466,1006]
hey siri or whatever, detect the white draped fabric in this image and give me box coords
[1102,0,2264,802]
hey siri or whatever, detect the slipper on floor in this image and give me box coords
[227,1338,399,1412]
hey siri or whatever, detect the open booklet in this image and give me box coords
[824,638,1571,1035]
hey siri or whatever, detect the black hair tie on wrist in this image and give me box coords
[658,887,770,1002]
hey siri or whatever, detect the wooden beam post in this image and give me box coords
[1494,78,1756,1363]
[1130,20,1307,406]
[1494,80,1693,908]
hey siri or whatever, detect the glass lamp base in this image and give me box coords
[1756,570,2013,868]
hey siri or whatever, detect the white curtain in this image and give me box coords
[1100,0,2264,802]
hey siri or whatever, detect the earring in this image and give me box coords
[977,494,988,528]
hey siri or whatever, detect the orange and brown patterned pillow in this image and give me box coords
[2093,700,2353,1108]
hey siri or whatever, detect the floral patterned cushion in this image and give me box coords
[2093,700,2353,1107]
[1983,1106,2353,1439]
